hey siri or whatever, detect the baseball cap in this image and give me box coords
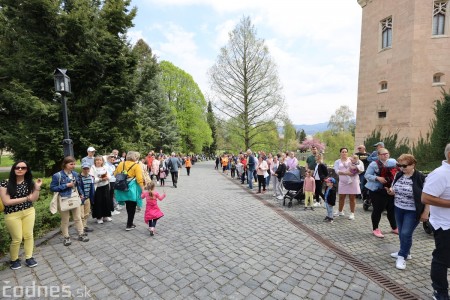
[81,162,91,169]
[373,142,384,147]
[87,146,96,152]
[325,177,336,184]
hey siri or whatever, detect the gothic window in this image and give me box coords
[433,1,447,35]
[380,81,388,91]
[381,17,392,49]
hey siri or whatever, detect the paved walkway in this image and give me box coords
[0,161,437,299]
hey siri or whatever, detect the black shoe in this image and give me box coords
[78,235,89,242]
[323,217,330,222]
[63,237,71,246]
[126,224,136,231]
[311,207,315,211]
[84,227,94,232]
[25,257,38,268]
[433,291,450,300]
[304,207,308,211]
[10,259,21,270]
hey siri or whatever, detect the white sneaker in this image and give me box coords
[116,205,123,211]
[348,213,355,220]
[390,252,412,260]
[97,219,104,224]
[396,257,406,270]
[334,211,344,216]
[111,210,121,216]
[276,196,284,200]
[103,217,112,222]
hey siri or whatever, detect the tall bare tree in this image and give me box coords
[208,16,284,150]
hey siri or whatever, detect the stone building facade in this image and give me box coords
[355,0,450,147]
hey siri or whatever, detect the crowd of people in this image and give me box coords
[215,143,450,291]
[1,143,450,299]
[0,147,197,269]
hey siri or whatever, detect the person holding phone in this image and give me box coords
[0,161,42,270]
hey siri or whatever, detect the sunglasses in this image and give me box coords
[396,163,411,168]
[15,166,28,170]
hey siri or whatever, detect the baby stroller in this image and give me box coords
[282,169,304,208]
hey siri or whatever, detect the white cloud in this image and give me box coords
[131,0,363,124]
[151,23,213,93]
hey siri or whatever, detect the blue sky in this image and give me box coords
[128,0,362,125]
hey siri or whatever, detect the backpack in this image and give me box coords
[115,162,136,191]
[376,160,399,188]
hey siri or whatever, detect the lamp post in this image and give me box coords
[53,68,74,157]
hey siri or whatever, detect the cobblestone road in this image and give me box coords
[0,161,438,299]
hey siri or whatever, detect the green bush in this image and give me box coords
[0,177,60,258]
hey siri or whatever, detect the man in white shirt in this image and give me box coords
[422,143,450,300]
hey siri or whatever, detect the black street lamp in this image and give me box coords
[53,68,74,157]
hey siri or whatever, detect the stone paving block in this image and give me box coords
[291,286,309,298]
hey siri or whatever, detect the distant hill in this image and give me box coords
[294,122,329,135]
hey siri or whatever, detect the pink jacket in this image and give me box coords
[142,191,166,222]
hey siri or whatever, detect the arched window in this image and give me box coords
[379,81,388,91]
[433,73,444,83]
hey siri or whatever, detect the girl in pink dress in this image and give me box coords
[141,181,166,236]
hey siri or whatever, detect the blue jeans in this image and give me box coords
[394,206,419,259]
[325,202,334,219]
[247,170,254,189]
[265,173,271,186]
[359,173,365,195]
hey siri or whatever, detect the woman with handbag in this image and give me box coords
[0,161,42,270]
[50,156,89,246]
[114,151,145,231]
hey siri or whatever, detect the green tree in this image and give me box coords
[159,61,212,153]
[429,91,450,159]
[315,130,355,163]
[0,0,139,174]
[205,101,218,155]
[131,39,179,154]
[296,129,307,144]
[208,16,285,150]
[282,118,297,152]
[328,105,355,134]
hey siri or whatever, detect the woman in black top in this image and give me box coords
[274,155,287,200]
[0,161,42,270]
[313,153,328,206]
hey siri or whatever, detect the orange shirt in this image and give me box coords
[222,157,228,167]
[185,159,192,167]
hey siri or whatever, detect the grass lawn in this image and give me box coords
[0,155,14,167]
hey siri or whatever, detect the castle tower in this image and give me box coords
[355,0,450,147]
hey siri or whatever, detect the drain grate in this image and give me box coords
[261,200,421,300]
[225,174,421,299]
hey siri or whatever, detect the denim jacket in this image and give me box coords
[364,158,398,192]
[50,170,82,197]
